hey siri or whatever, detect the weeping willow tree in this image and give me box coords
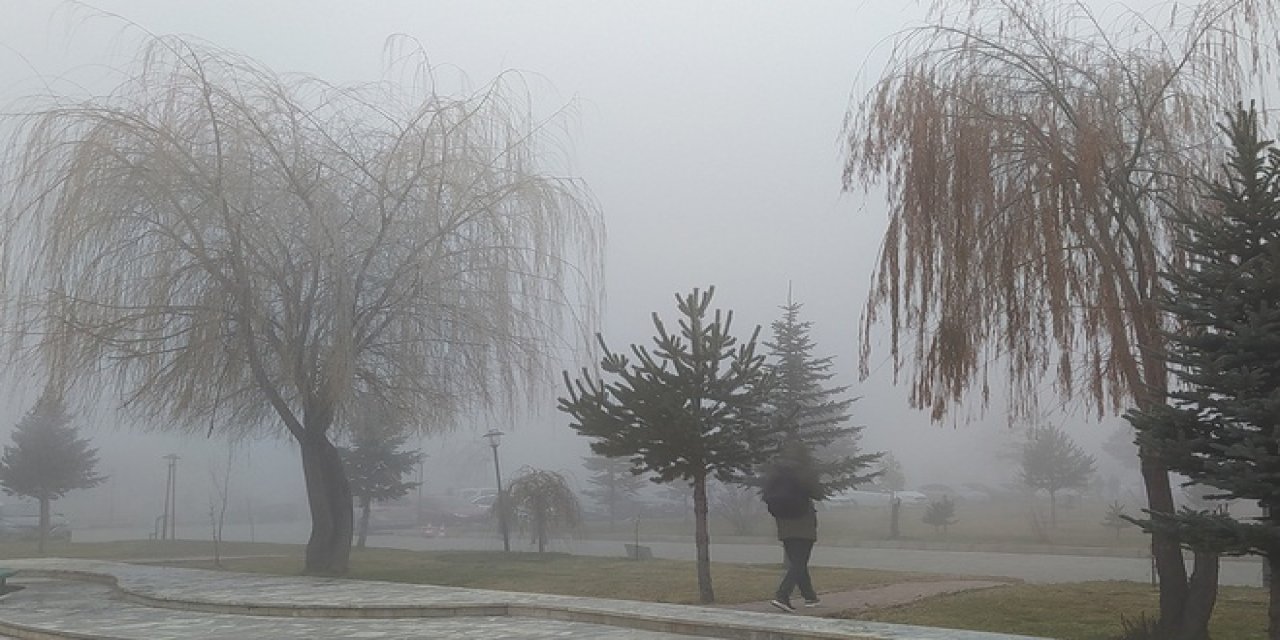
[500,467,582,553]
[0,36,603,575]
[843,1,1274,637]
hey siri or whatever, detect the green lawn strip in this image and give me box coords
[840,581,1268,640]
[0,539,299,561]
[18,540,1268,638]
[209,548,951,605]
[0,540,951,606]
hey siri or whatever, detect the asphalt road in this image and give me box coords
[77,521,1264,587]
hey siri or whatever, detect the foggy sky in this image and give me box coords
[0,1,1136,525]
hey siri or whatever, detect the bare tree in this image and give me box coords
[709,480,764,536]
[1,36,603,575]
[207,444,235,568]
[842,1,1273,636]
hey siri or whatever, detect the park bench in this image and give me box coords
[0,568,16,590]
[624,543,653,560]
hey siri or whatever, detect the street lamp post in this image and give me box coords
[161,453,179,541]
[483,429,510,552]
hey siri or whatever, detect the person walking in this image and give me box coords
[762,443,822,613]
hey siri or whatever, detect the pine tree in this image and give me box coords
[339,425,422,549]
[923,495,957,533]
[1102,501,1131,540]
[0,389,104,552]
[582,455,645,531]
[1127,105,1280,640]
[560,286,773,603]
[876,452,907,492]
[763,298,881,494]
[1019,424,1095,527]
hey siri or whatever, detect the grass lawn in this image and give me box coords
[0,540,948,605]
[844,581,1268,640]
[1,539,1270,638]
[200,547,950,605]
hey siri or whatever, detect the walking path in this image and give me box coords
[726,579,1010,616]
[0,558,1044,640]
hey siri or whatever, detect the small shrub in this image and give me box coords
[1116,612,1158,640]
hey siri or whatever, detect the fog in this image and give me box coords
[0,1,1137,535]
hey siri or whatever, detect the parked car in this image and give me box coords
[449,494,497,522]
[0,502,71,542]
[827,489,928,507]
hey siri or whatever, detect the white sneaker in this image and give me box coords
[769,599,796,613]
[803,599,821,608]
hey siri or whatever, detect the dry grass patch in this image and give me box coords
[840,581,1267,640]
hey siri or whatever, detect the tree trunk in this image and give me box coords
[890,496,901,539]
[1269,554,1280,640]
[356,495,371,549]
[300,432,353,575]
[1140,442,1194,637]
[692,474,714,604]
[606,483,616,533]
[1172,549,1219,640]
[536,507,547,553]
[1049,490,1057,528]
[37,496,50,555]
[1130,325,1217,640]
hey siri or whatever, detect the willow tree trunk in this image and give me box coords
[38,496,50,555]
[300,433,353,575]
[1269,555,1280,640]
[535,507,547,553]
[692,474,714,604]
[1135,355,1217,640]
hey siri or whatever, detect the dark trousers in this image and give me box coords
[775,537,817,602]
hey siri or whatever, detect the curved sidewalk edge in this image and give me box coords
[0,558,1048,640]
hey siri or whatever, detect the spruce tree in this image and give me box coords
[763,298,880,493]
[0,389,104,552]
[923,495,958,533]
[560,286,773,603]
[582,455,646,531]
[1019,424,1095,527]
[339,425,422,549]
[1127,105,1280,639]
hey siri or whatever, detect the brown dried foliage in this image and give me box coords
[844,0,1275,421]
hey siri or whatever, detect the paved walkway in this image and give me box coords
[0,558,1046,640]
[726,580,1010,616]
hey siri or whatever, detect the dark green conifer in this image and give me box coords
[560,286,773,604]
[1127,104,1280,639]
[0,389,104,552]
[763,297,880,494]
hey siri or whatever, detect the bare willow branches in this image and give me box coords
[845,0,1265,421]
[1,35,605,439]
